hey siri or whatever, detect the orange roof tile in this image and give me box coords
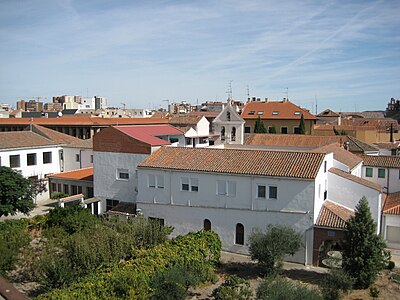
[383,192,400,215]
[313,144,363,170]
[139,147,325,179]
[360,155,400,168]
[169,115,204,125]
[316,200,354,228]
[374,142,400,150]
[329,167,382,191]
[48,167,93,181]
[115,125,183,146]
[0,131,58,149]
[241,101,316,120]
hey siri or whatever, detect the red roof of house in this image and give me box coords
[383,192,400,215]
[360,155,400,168]
[115,125,183,146]
[241,100,316,120]
[139,147,325,179]
[316,200,353,228]
[48,167,93,181]
[313,144,363,170]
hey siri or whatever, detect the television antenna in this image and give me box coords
[226,80,233,99]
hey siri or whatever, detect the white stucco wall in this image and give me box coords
[136,168,318,264]
[94,151,148,213]
[63,147,93,171]
[328,172,381,233]
[382,214,400,248]
[196,116,210,137]
[361,166,400,193]
[313,154,333,224]
[351,163,362,177]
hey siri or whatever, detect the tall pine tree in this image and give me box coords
[254,116,267,133]
[342,197,390,289]
[299,114,306,134]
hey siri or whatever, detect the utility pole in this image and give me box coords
[226,80,233,99]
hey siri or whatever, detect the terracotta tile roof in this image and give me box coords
[316,200,354,228]
[314,124,376,131]
[317,109,340,117]
[341,118,399,131]
[345,136,378,153]
[329,167,382,191]
[374,142,400,150]
[188,111,220,118]
[360,155,400,168]
[383,192,400,215]
[29,124,92,148]
[169,115,204,125]
[0,131,58,149]
[139,147,325,179]
[115,125,183,146]
[312,144,363,170]
[0,117,168,126]
[48,167,93,181]
[244,134,346,148]
[241,100,316,120]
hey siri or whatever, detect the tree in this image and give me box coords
[299,114,306,134]
[254,116,267,133]
[268,125,277,134]
[248,225,303,276]
[0,166,36,217]
[342,197,390,289]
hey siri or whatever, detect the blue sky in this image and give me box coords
[0,0,399,113]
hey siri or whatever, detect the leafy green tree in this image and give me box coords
[342,197,390,289]
[254,116,267,133]
[299,114,306,134]
[248,225,303,276]
[320,268,354,300]
[0,166,36,217]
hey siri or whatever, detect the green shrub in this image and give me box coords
[0,219,31,276]
[45,204,98,234]
[150,265,192,300]
[320,268,354,300]
[50,192,69,200]
[37,230,221,299]
[257,276,322,300]
[387,260,395,270]
[369,286,379,299]
[212,275,253,300]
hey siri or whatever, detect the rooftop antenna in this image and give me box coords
[315,95,318,114]
[285,87,289,100]
[246,85,250,99]
[226,80,233,99]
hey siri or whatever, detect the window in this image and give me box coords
[235,223,244,245]
[269,186,277,199]
[87,187,94,198]
[217,180,236,196]
[27,153,37,166]
[157,175,164,188]
[148,174,156,187]
[75,154,80,162]
[324,161,327,173]
[324,190,328,200]
[294,111,301,115]
[190,178,198,192]
[51,183,57,192]
[221,127,225,141]
[78,186,83,194]
[227,111,231,121]
[378,168,385,178]
[117,168,129,180]
[244,126,251,133]
[185,138,192,145]
[280,127,288,134]
[231,127,236,141]
[328,230,336,237]
[90,155,93,163]
[181,177,189,191]
[0,156,1,166]
[149,217,165,227]
[63,184,69,194]
[71,185,78,195]
[257,111,263,115]
[106,199,119,211]
[294,127,301,134]
[204,219,211,231]
[170,137,179,143]
[365,167,373,177]
[43,152,52,164]
[272,111,279,115]
[199,137,208,144]
[57,183,62,192]
[248,111,255,115]
[9,155,20,168]
[257,185,266,198]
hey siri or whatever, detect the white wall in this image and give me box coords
[137,168,318,264]
[361,166,400,193]
[313,153,333,224]
[63,147,93,171]
[382,214,400,248]
[328,171,381,233]
[351,163,362,177]
[94,151,148,213]
[197,116,210,137]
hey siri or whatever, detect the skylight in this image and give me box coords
[272,111,279,115]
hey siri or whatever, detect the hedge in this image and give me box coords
[37,230,221,299]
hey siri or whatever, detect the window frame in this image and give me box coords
[181,177,189,191]
[9,154,20,168]
[148,174,156,188]
[365,167,373,177]
[27,153,37,166]
[75,154,80,162]
[378,168,385,179]
[280,126,288,134]
[235,223,244,245]
[257,185,266,198]
[43,151,52,164]
[269,186,278,199]
[117,168,129,180]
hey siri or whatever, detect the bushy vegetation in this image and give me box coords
[0,219,31,276]
[249,225,303,276]
[342,197,390,289]
[320,268,354,300]
[212,275,253,300]
[37,230,221,299]
[256,276,322,300]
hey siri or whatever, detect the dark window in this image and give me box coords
[191,178,199,192]
[118,172,129,180]
[106,199,119,211]
[51,183,57,192]
[43,152,52,164]
[27,153,37,166]
[90,155,93,163]
[227,111,231,121]
[281,127,288,134]
[221,127,225,141]
[269,186,277,199]
[149,217,165,227]
[87,203,92,212]
[57,183,62,192]
[93,201,99,215]
[378,168,385,178]
[71,185,78,195]
[294,127,301,134]
[87,187,94,198]
[324,190,328,200]
[324,161,327,173]
[185,138,192,146]
[235,223,244,245]
[204,219,211,231]
[231,127,236,141]
[365,167,373,177]
[244,126,251,133]
[181,177,189,191]
[170,137,179,143]
[63,184,69,194]
[257,185,266,198]
[78,186,83,194]
[75,154,80,162]
[9,155,20,168]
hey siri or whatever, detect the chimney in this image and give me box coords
[283,97,287,102]
[252,97,256,102]
[265,98,268,102]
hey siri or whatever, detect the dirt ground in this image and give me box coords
[189,251,400,300]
